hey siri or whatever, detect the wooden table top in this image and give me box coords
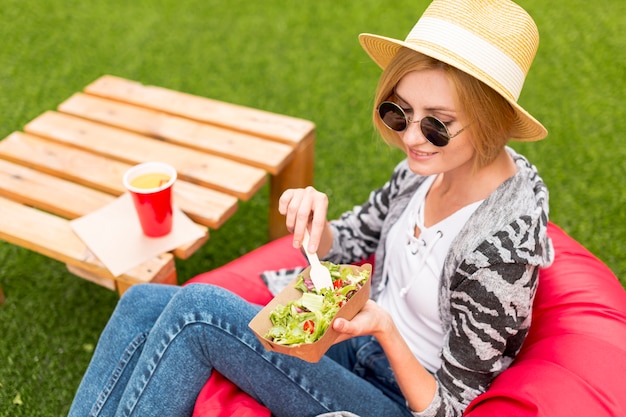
[0,75,315,293]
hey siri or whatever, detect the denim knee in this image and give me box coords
[115,284,179,323]
[165,284,261,341]
[120,283,172,302]
[175,283,240,309]
[120,283,155,302]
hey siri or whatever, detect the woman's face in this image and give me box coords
[394,69,475,177]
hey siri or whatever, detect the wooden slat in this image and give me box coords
[24,112,267,200]
[0,132,130,194]
[0,196,175,288]
[84,75,315,145]
[0,132,239,228]
[67,263,177,295]
[0,157,209,259]
[0,158,113,219]
[59,93,294,175]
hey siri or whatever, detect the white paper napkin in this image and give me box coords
[70,192,206,276]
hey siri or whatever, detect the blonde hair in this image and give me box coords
[373,47,516,169]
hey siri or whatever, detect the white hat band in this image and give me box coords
[408,17,526,100]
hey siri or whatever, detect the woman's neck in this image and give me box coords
[423,149,516,227]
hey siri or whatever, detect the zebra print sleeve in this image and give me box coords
[426,264,538,416]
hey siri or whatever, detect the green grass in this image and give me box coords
[0,0,624,415]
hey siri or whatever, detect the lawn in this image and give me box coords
[0,0,624,415]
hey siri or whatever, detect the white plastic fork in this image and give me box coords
[302,229,333,292]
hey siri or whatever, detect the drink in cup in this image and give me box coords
[123,162,177,237]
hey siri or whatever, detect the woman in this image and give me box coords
[68,0,553,416]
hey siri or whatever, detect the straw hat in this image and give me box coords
[359,0,547,141]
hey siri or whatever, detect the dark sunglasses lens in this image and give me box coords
[421,117,450,147]
[379,102,407,131]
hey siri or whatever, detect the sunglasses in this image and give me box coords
[378,101,467,147]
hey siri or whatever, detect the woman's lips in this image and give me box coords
[408,148,438,160]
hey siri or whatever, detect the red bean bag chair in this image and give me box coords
[186,222,626,417]
[464,223,626,417]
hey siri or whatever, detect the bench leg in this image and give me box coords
[0,284,5,305]
[268,132,315,240]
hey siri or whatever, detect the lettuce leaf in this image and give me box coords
[264,262,369,346]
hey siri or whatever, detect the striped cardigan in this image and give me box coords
[322,147,553,417]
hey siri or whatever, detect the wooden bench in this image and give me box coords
[0,75,315,298]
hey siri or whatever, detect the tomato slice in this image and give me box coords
[303,320,315,334]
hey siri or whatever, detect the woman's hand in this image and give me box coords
[278,186,329,253]
[333,299,438,412]
[332,300,393,343]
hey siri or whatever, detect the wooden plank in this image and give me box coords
[67,259,177,295]
[66,265,117,291]
[84,75,316,145]
[59,93,294,175]
[0,132,239,228]
[0,196,175,288]
[0,132,130,194]
[0,158,114,219]
[23,112,267,201]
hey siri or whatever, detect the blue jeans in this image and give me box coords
[68,283,413,417]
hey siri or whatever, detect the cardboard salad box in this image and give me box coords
[249,263,372,363]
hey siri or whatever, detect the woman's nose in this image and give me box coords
[401,121,427,145]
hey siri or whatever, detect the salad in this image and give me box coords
[264,262,370,346]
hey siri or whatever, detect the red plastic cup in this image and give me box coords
[123,162,177,237]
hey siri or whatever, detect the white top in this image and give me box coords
[377,176,483,372]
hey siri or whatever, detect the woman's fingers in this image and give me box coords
[278,188,303,233]
[278,187,328,250]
